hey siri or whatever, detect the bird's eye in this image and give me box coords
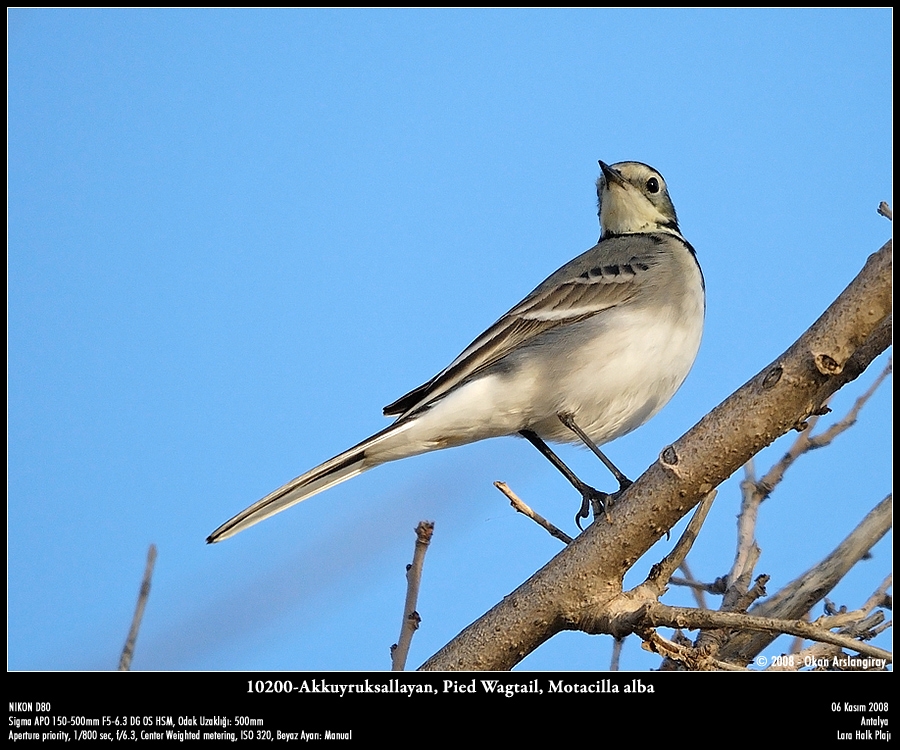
[646,177,660,193]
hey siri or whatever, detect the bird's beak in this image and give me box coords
[598,160,626,188]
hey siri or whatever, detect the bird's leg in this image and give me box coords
[557,412,633,492]
[555,413,634,527]
[519,429,610,530]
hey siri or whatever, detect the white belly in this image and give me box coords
[534,303,704,444]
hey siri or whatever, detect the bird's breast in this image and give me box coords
[525,278,704,445]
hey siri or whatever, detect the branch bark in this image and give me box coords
[420,239,892,671]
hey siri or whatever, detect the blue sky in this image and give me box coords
[8,8,892,672]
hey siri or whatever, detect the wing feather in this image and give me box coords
[383,237,663,417]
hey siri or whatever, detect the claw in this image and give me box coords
[575,496,592,530]
[575,486,610,530]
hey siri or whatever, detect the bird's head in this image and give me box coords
[597,161,680,238]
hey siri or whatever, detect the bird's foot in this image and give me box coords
[575,486,611,530]
[574,479,632,530]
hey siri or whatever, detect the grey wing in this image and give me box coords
[383,236,661,418]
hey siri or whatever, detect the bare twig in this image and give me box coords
[811,575,893,633]
[640,602,891,662]
[802,359,890,445]
[675,561,709,609]
[118,544,157,671]
[647,491,716,593]
[732,460,763,588]
[494,481,573,544]
[693,570,767,661]
[391,521,434,671]
[641,629,749,671]
[670,573,727,599]
[718,495,892,664]
[755,359,891,499]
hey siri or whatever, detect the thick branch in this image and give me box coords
[420,240,891,671]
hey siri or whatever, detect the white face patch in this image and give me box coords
[600,184,668,235]
[597,162,678,237]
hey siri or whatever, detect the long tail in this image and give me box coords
[206,421,413,543]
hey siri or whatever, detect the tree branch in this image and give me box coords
[495,481,573,545]
[391,521,434,671]
[753,358,891,500]
[118,543,157,672]
[638,602,891,663]
[420,239,891,671]
[716,495,892,664]
[646,491,716,594]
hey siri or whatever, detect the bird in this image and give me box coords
[207,160,705,543]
